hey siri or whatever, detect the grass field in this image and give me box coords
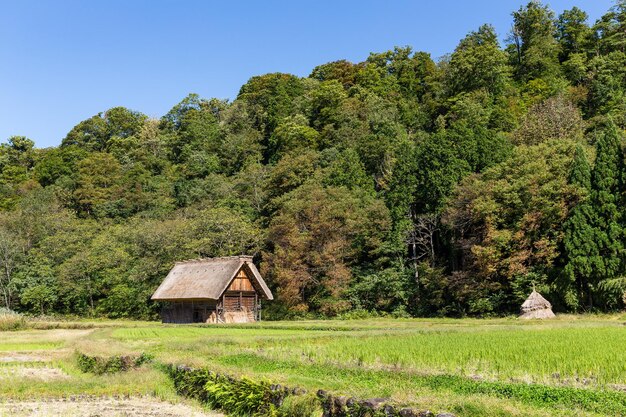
[1,315,625,416]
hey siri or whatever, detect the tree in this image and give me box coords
[585,52,626,124]
[561,145,593,309]
[413,130,472,214]
[237,73,307,159]
[62,107,146,151]
[512,95,585,145]
[556,7,591,61]
[4,136,35,167]
[509,1,561,82]
[594,1,626,54]
[73,152,122,217]
[218,101,264,175]
[322,148,374,192]
[585,123,625,307]
[310,60,362,89]
[16,252,58,314]
[263,184,390,315]
[364,47,437,100]
[562,123,624,309]
[0,214,25,308]
[268,115,320,162]
[444,139,582,314]
[446,24,510,96]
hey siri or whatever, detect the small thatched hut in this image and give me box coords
[151,256,273,324]
[520,290,555,319]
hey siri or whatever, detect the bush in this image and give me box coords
[277,394,321,417]
[163,365,212,403]
[204,376,280,416]
[164,365,433,417]
[0,307,26,331]
[335,309,381,320]
[76,351,153,374]
[164,365,303,417]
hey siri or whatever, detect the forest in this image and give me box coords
[2,1,626,319]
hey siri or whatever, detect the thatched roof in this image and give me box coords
[520,290,555,319]
[151,256,273,301]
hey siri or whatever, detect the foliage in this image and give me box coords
[2,1,626,318]
[444,139,582,314]
[0,307,25,331]
[75,351,153,374]
[562,122,625,310]
[164,365,301,417]
[263,184,390,315]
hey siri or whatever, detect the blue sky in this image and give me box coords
[0,1,616,148]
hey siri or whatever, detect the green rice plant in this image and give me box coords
[0,342,62,351]
[209,352,626,416]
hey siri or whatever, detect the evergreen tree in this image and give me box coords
[564,123,624,309]
[562,145,593,309]
[588,123,624,307]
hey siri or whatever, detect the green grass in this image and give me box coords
[2,316,626,416]
[0,363,177,400]
[0,342,63,351]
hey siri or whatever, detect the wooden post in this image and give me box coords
[221,294,225,322]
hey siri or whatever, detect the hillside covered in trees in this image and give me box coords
[2,1,626,319]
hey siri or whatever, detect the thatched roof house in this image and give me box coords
[151,256,273,324]
[520,290,555,319]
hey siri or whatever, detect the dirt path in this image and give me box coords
[0,397,224,417]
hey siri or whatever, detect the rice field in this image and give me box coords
[110,316,626,386]
[1,316,625,416]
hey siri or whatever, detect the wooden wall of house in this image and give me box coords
[223,267,258,322]
[228,268,255,291]
[160,300,217,324]
[223,294,256,311]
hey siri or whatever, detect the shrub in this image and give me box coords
[164,366,212,403]
[75,352,153,374]
[0,307,26,331]
[277,394,321,417]
[164,365,433,417]
[204,376,278,416]
[164,365,300,417]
